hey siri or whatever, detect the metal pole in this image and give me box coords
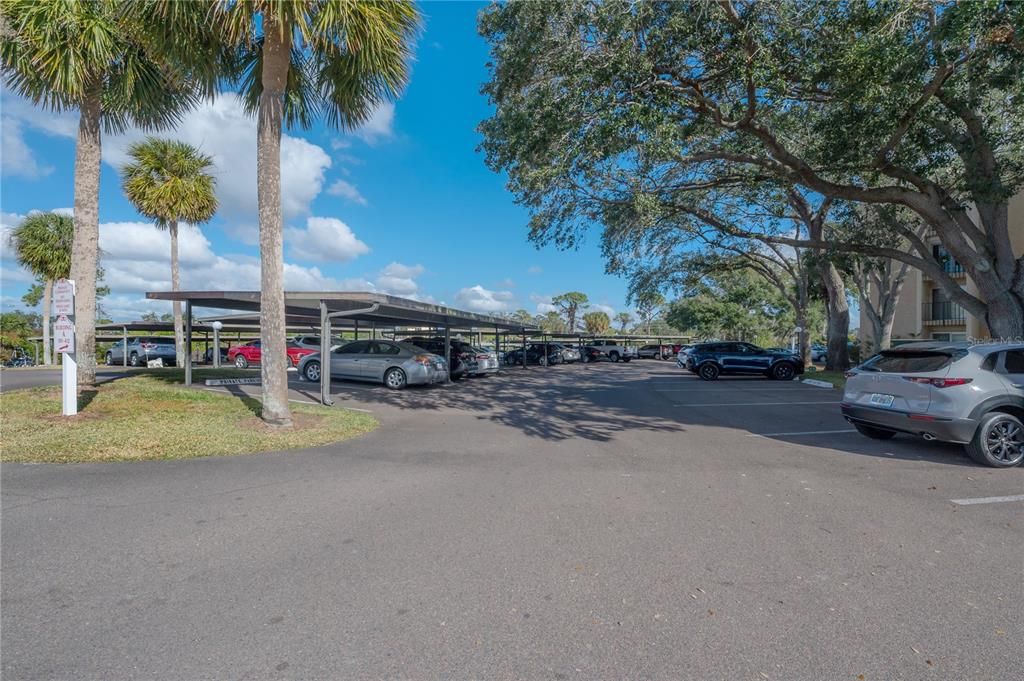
[320,300,332,406]
[184,301,192,386]
[444,324,451,383]
[123,325,128,367]
[354,320,359,341]
[213,325,221,368]
[521,333,526,369]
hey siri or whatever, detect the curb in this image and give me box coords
[800,378,836,389]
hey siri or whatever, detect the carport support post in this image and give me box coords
[184,301,192,386]
[521,333,526,369]
[123,326,128,367]
[320,300,332,406]
[444,324,451,383]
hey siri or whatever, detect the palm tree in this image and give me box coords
[12,212,73,365]
[614,312,633,333]
[122,138,218,367]
[217,1,421,426]
[1,1,202,388]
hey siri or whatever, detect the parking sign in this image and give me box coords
[54,315,75,354]
[54,279,75,315]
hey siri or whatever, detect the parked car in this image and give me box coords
[106,336,176,367]
[297,340,448,390]
[588,339,636,362]
[291,335,345,351]
[227,340,316,368]
[686,341,804,381]
[637,344,672,359]
[468,347,500,376]
[675,344,695,367]
[842,342,1024,468]
[401,336,474,379]
[549,343,581,363]
[203,346,229,364]
[810,345,828,362]
[504,343,563,366]
[580,345,608,363]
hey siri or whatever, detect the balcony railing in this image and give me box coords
[922,301,966,324]
[935,257,965,275]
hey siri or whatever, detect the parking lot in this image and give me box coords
[3,359,1021,680]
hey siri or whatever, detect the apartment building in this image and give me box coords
[860,190,1024,344]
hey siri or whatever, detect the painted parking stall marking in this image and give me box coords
[950,494,1024,506]
[746,429,856,438]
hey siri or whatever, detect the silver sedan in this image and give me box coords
[297,340,448,390]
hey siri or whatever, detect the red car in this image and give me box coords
[227,340,316,368]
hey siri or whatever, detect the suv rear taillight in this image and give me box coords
[903,377,973,388]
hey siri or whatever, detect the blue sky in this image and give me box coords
[0,1,628,322]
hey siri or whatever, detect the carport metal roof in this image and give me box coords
[146,290,538,333]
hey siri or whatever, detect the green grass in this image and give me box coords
[0,372,377,464]
[802,369,847,389]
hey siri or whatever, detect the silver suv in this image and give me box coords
[842,342,1024,467]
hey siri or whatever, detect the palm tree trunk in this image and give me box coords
[256,17,293,427]
[169,219,185,368]
[42,278,53,365]
[70,92,102,388]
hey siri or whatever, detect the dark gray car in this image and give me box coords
[842,342,1024,467]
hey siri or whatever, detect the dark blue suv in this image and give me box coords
[686,342,803,381]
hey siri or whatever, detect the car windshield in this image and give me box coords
[860,350,965,373]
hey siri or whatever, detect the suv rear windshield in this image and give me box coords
[861,350,965,373]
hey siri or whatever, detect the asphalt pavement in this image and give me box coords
[2,360,1022,680]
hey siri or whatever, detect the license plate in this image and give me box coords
[869,393,895,407]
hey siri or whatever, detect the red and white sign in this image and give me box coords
[53,279,75,315]
[54,315,75,354]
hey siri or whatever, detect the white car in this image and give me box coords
[676,345,695,368]
[588,340,637,362]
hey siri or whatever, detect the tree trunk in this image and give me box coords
[70,93,102,388]
[42,279,52,365]
[821,261,850,370]
[169,220,184,368]
[256,17,293,427]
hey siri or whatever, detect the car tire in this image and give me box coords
[303,359,321,383]
[129,352,140,367]
[610,352,620,363]
[384,367,407,390]
[966,411,1024,468]
[234,355,249,369]
[622,357,631,363]
[698,363,720,381]
[853,422,896,439]
[771,362,796,381]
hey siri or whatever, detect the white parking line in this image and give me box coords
[672,401,842,407]
[950,494,1024,506]
[746,429,856,437]
[654,387,836,392]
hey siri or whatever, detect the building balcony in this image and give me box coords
[923,258,966,280]
[922,301,966,326]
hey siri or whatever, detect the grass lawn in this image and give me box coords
[0,370,377,464]
[802,368,847,389]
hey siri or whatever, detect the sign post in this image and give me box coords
[53,279,77,416]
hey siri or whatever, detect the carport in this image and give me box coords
[146,290,537,405]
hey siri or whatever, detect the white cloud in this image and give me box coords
[5,93,333,239]
[530,293,556,314]
[0,211,34,288]
[496,278,516,289]
[326,179,367,205]
[527,265,543,275]
[352,102,395,144]
[591,303,616,317]
[374,261,424,296]
[1,117,53,179]
[330,138,352,150]
[454,285,515,313]
[284,216,369,264]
